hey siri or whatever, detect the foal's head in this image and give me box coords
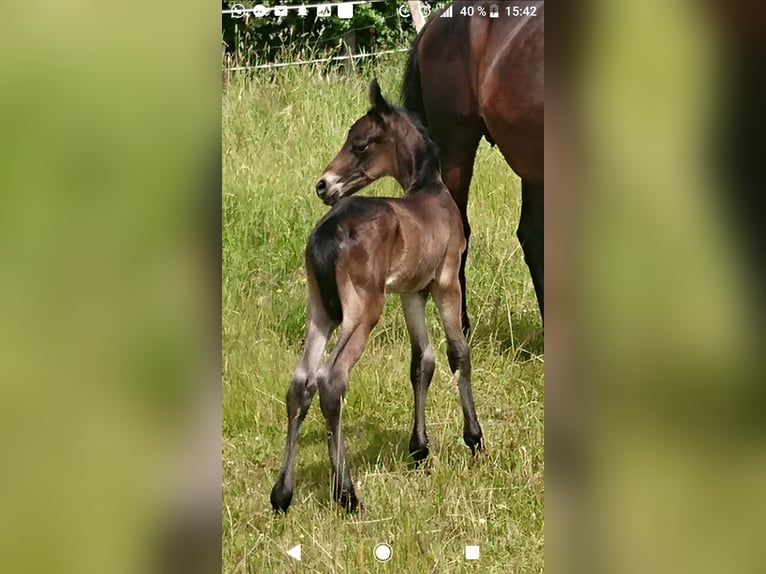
[315,79,438,205]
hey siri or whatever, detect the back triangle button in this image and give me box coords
[286,543,301,561]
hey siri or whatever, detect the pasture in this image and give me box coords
[222,58,544,573]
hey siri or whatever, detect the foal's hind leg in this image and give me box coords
[519,180,544,319]
[270,303,336,513]
[431,281,484,454]
[401,292,435,464]
[318,295,384,513]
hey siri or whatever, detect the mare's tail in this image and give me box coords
[401,13,432,125]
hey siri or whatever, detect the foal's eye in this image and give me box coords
[352,142,369,155]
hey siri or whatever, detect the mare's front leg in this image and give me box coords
[401,292,435,464]
[432,281,484,454]
[319,300,382,513]
[519,180,544,319]
[270,312,335,513]
[437,130,482,337]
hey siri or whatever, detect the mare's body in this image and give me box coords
[402,3,545,330]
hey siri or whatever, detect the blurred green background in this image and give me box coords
[0,2,218,573]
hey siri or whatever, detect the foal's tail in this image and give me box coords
[306,227,343,323]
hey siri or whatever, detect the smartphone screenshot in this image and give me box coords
[222,2,544,570]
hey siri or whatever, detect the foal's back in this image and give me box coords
[309,183,463,299]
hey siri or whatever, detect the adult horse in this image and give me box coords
[401,2,544,333]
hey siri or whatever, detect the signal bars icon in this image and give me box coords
[440,5,453,18]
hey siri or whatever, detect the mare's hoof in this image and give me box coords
[462,317,471,338]
[411,446,430,467]
[270,483,293,514]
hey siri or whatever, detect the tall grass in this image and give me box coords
[223,56,543,573]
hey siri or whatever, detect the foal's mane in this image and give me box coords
[399,106,440,167]
[383,105,442,191]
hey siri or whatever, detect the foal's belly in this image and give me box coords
[384,269,435,294]
[384,252,442,294]
[382,198,456,294]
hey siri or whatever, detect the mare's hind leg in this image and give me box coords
[270,303,336,513]
[519,180,544,319]
[431,281,484,454]
[401,292,435,464]
[318,295,384,513]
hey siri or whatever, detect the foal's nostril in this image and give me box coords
[315,178,327,194]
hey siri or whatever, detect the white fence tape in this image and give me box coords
[224,48,408,72]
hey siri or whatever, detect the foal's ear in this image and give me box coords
[368,78,392,115]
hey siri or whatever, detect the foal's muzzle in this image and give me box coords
[315,173,341,205]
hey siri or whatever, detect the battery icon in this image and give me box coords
[489,4,499,18]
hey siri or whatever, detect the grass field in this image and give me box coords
[222,57,544,573]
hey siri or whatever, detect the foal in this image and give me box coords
[270,80,484,514]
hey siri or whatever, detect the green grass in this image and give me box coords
[222,57,543,573]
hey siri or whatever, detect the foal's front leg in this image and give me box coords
[401,292,435,463]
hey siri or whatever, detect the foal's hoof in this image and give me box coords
[464,430,484,456]
[469,439,485,456]
[409,436,430,466]
[338,490,360,514]
[270,483,293,514]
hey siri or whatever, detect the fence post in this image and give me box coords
[409,1,425,32]
[341,30,357,74]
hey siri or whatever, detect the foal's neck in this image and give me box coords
[392,123,443,195]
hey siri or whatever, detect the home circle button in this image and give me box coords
[374,543,392,563]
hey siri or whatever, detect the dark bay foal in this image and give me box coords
[270,80,484,514]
